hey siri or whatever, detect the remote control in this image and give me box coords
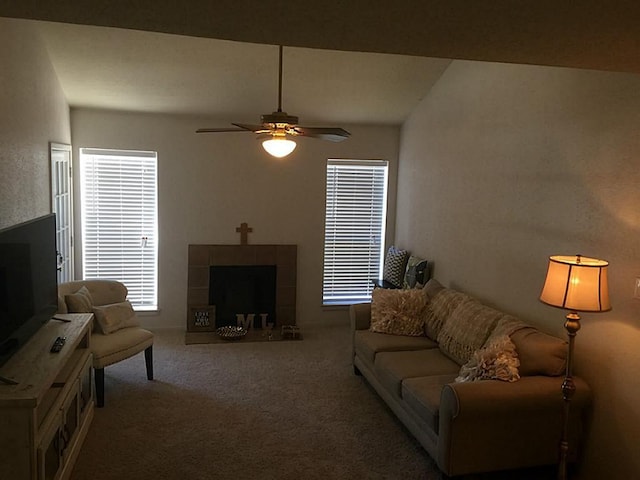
[50,336,66,353]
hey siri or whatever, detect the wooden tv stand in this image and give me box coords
[0,314,94,480]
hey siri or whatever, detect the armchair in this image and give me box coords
[58,279,154,407]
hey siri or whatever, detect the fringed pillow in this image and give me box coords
[455,334,520,383]
[370,288,427,337]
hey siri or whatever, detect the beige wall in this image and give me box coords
[0,18,70,228]
[396,60,640,478]
[70,109,399,329]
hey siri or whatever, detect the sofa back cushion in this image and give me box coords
[423,280,471,341]
[510,327,567,376]
[437,298,503,365]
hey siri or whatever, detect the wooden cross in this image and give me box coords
[235,222,253,245]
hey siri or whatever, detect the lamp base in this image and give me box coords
[558,312,580,480]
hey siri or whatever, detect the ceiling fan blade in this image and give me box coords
[231,123,271,133]
[196,127,250,133]
[293,127,351,142]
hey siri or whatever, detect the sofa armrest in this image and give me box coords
[349,303,371,331]
[437,376,591,476]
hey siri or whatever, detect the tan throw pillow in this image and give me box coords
[92,301,140,335]
[456,334,520,383]
[370,288,427,337]
[65,286,94,313]
[437,299,503,365]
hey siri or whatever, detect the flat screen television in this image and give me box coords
[0,214,58,367]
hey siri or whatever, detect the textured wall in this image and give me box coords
[396,60,640,479]
[70,109,399,329]
[0,18,70,229]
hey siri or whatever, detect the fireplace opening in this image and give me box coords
[209,265,277,328]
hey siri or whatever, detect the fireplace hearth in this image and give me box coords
[187,244,296,332]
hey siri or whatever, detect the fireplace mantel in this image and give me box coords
[187,244,297,331]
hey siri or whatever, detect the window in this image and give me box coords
[80,148,158,310]
[322,159,388,305]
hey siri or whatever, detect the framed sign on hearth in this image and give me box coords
[188,305,216,332]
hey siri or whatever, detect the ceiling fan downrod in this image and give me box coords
[261,45,298,126]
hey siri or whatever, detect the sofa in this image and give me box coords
[58,279,154,407]
[350,279,591,477]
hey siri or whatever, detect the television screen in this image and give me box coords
[0,214,58,367]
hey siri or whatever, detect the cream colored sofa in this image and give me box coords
[350,279,591,477]
[58,280,154,407]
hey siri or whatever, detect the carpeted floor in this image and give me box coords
[70,321,556,480]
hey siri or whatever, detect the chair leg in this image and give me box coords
[144,345,154,380]
[95,368,105,408]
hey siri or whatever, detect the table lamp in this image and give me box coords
[540,254,610,480]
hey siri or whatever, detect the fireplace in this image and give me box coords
[209,265,276,328]
[187,244,296,332]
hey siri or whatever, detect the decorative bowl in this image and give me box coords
[216,326,248,341]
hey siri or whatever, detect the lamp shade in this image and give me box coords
[262,136,296,158]
[540,255,610,312]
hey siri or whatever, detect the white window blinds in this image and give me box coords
[322,159,388,305]
[80,148,158,310]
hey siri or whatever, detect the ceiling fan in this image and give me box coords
[196,45,350,158]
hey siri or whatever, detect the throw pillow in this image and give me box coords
[92,300,140,335]
[370,288,427,337]
[455,334,520,383]
[403,256,429,289]
[65,286,94,313]
[382,246,409,288]
[437,298,503,365]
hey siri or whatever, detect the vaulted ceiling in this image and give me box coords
[3,2,639,125]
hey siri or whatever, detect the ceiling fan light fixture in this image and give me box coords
[262,136,297,158]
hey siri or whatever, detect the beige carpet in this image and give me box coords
[70,321,555,480]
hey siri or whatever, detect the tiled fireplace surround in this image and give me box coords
[187,244,297,329]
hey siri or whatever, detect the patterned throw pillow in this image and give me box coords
[382,246,409,288]
[455,334,520,383]
[403,256,429,289]
[370,288,427,336]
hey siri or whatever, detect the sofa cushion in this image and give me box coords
[354,330,438,365]
[424,282,472,341]
[382,246,410,288]
[402,374,457,434]
[510,327,567,376]
[437,299,503,365]
[370,288,428,336]
[65,286,94,313]
[92,300,140,335]
[374,349,461,397]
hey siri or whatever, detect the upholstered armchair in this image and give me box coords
[58,279,154,407]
